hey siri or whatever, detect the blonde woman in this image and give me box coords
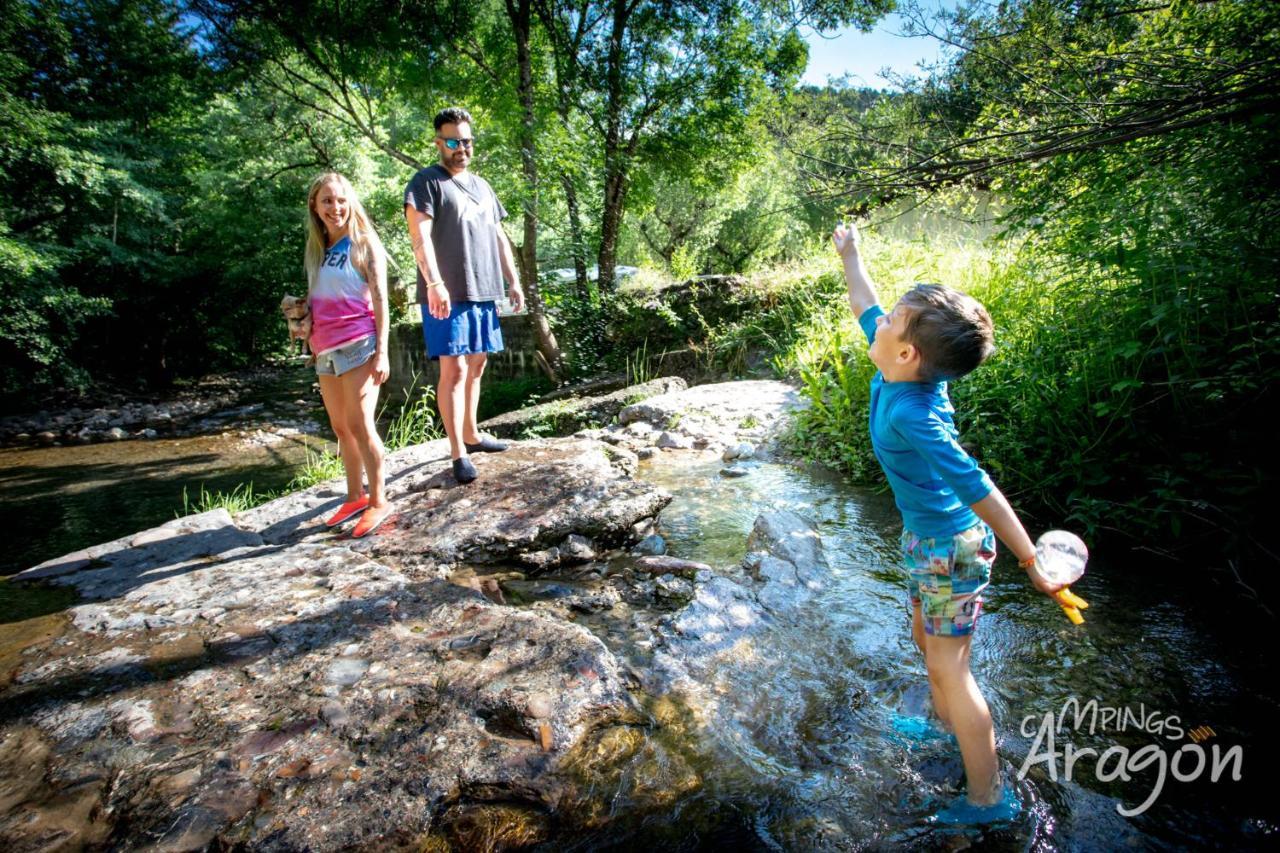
[305,172,391,537]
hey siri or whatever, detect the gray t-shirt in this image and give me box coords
[404,163,509,304]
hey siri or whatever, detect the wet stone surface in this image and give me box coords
[2,435,681,849]
[1,381,812,849]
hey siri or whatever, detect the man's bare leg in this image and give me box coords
[462,352,488,445]
[437,355,469,460]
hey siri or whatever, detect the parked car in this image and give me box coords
[545,265,639,285]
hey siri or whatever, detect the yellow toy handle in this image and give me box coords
[1054,587,1089,625]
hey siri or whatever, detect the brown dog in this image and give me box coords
[279,295,312,359]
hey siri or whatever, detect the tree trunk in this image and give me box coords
[560,171,591,302]
[507,0,563,382]
[597,167,626,293]
[597,0,631,294]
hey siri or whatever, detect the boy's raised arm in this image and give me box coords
[833,221,881,319]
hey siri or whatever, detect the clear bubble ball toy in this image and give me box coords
[1033,530,1090,624]
[1034,530,1088,586]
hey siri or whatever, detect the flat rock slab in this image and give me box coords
[21,508,264,582]
[4,435,675,849]
[478,376,687,439]
[617,380,805,451]
[351,438,671,568]
[2,548,640,849]
[233,438,454,546]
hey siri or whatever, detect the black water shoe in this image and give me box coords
[452,456,478,484]
[464,436,508,454]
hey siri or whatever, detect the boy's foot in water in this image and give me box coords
[930,783,1023,825]
[888,711,951,746]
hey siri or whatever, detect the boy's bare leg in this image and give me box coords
[461,353,488,444]
[923,631,1000,805]
[437,355,469,460]
[913,604,953,730]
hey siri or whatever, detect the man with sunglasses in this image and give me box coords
[404,107,525,484]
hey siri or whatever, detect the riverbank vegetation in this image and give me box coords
[179,383,441,516]
[4,1,1275,585]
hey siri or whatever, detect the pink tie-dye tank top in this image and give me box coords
[309,236,376,354]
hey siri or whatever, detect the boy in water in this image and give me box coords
[833,221,1063,820]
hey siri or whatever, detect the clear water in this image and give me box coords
[3,432,1274,848]
[0,432,319,576]
[550,457,1277,850]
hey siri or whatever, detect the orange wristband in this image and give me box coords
[1018,556,1036,571]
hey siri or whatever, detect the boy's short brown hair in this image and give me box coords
[897,284,995,382]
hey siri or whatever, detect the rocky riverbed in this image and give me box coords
[0,364,323,448]
[2,381,811,849]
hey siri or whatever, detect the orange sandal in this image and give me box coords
[352,505,392,539]
[324,494,369,527]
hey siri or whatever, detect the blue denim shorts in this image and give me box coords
[314,334,376,376]
[422,300,504,359]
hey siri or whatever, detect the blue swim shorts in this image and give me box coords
[902,522,996,637]
[314,334,376,377]
[422,300,504,360]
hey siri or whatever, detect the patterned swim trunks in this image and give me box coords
[902,522,997,637]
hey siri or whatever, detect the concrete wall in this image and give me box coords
[384,307,540,403]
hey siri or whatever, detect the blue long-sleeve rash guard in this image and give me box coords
[858,304,994,538]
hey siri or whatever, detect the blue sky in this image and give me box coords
[800,1,960,89]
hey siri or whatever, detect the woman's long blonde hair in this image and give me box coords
[304,172,385,290]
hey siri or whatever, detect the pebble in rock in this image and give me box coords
[320,701,351,729]
[326,658,369,686]
[634,555,711,579]
[526,693,554,719]
[636,447,657,460]
[632,534,667,556]
[722,442,755,462]
[656,431,694,450]
[107,427,128,441]
[654,573,695,601]
[720,464,751,478]
[560,534,597,563]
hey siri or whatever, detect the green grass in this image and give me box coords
[518,398,578,440]
[382,379,443,451]
[180,482,266,516]
[177,385,444,518]
[625,339,656,386]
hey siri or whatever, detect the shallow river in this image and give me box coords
[2,437,1273,849]
[547,458,1277,850]
[0,432,319,578]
